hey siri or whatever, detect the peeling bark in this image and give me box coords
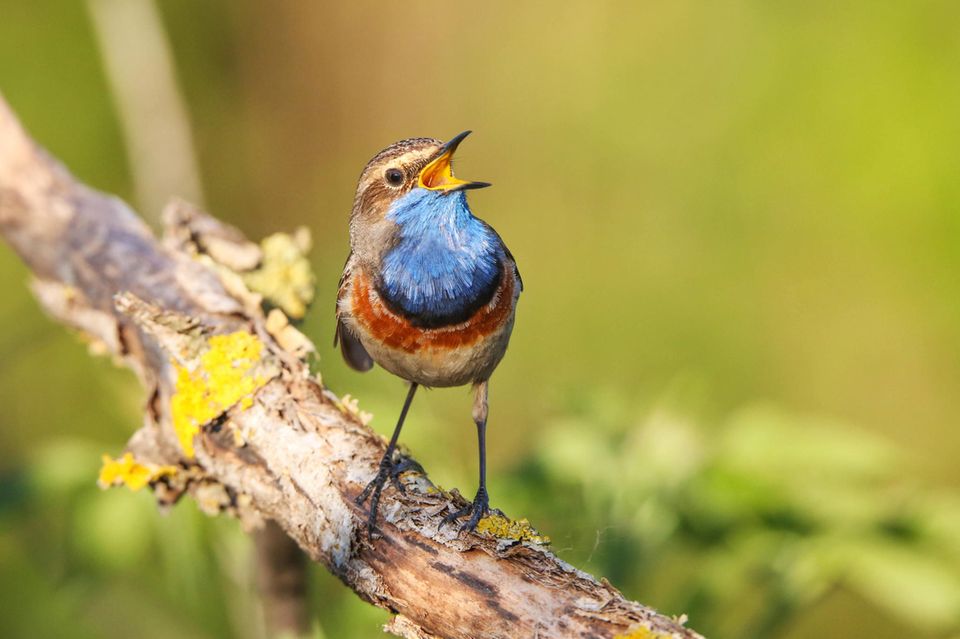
[0,94,704,639]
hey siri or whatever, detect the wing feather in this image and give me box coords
[334,253,374,372]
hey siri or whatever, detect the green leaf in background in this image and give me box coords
[844,537,960,631]
[532,393,960,638]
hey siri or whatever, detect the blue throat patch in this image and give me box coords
[378,189,503,327]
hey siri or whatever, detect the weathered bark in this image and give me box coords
[0,94,704,639]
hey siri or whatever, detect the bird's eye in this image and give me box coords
[384,168,404,187]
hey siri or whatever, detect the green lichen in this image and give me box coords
[242,229,315,319]
[170,331,268,457]
[474,513,551,545]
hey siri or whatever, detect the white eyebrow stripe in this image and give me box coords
[392,148,436,167]
[356,147,440,194]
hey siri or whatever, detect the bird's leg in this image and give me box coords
[356,382,418,535]
[444,381,493,532]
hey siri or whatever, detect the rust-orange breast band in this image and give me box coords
[350,269,515,354]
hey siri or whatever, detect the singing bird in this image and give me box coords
[335,131,522,534]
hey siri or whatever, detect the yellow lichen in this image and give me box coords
[170,331,268,457]
[336,393,374,425]
[614,627,677,639]
[230,424,247,447]
[98,452,177,491]
[475,513,551,545]
[242,229,315,319]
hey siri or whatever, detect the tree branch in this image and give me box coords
[0,94,704,639]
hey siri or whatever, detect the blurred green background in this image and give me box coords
[2,2,960,638]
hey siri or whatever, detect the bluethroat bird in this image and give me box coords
[335,131,522,535]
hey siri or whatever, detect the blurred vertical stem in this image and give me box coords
[255,521,310,638]
[87,3,310,634]
[86,0,204,218]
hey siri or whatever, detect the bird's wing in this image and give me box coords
[334,253,374,372]
[504,246,523,292]
[480,220,523,292]
[336,321,374,372]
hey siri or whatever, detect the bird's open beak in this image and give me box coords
[418,130,491,193]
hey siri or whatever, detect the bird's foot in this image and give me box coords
[386,457,424,494]
[443,486,492,533]
[356,453,424,536]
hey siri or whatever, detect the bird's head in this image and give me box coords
[349,132,489,245]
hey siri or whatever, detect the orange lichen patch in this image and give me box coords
[350,270,515,354]
[98,452,177,491]
[170,331,268,457]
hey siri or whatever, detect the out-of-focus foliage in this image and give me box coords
[520,392,960,638]
[2,2,960,638]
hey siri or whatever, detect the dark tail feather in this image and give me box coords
[335,321,374,372]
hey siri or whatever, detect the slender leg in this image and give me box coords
[444,380,492,532]
[356,382,418,535]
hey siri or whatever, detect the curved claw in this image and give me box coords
[443,487,490,532]
[356,454,423,536]
[388,458,424,495]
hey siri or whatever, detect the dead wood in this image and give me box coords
[0,94,703,639]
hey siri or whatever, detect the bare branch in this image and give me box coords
[0,93,704,639]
